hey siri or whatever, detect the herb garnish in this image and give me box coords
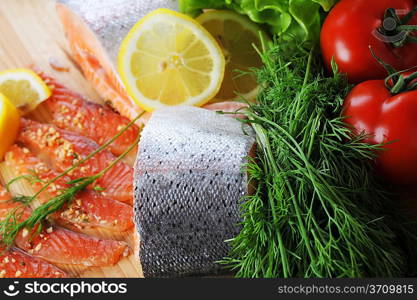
[0,113,143,248]
[222,42,417,277]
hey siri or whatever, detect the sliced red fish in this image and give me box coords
[38,71,140,156]
[0,186,67,278]
[18,119,134,204]
[0,247,67,278]
[5,145,134,232]
[14,226,129,267]
[0,188,66,278]
[0,188,130,267]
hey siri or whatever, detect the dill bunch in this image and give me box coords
[223,43,417,277]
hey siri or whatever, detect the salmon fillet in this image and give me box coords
[5,145,134,232]
[1,189,67,278]
[0,188,130,267]
[18,119,134,204]
[0,247,68,278]
[56,1,149,123]
[38,71,140,156]
[14,226,129,267]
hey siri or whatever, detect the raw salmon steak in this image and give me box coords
[0,187,130,267]
[18,119,134,204]
[5,145,134,232]
[38,71,140,156]
[0,247,68,278]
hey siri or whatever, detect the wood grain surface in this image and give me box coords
[0,0,142,278]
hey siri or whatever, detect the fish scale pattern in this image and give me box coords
[59,0,179,65]
[134,106,255,277]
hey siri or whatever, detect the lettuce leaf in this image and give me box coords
[179,0,338,45]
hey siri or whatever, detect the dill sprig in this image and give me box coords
[0,113,143,247]
[222,42,417,277]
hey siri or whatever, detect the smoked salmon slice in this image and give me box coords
[1,189,67,278]
[0,247,68,278]
[0,187,130,267]
[5,145,134,232]
[14,226,129,267]
[37,71,140,156]
[17,119,134,204]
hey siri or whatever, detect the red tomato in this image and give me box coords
[343,78,417,185]
[321,0,417,83]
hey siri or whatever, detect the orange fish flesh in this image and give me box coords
[38,71,140,156]
[5,145,134,232]
[0,246,68,278]
[0,187,130,267]
[18,119,134,204]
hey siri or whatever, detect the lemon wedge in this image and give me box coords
[196,10,270,102]
[118,9,225,111]
[0,93,20,160]
[0,68,51,115]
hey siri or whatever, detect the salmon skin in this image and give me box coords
[5,145,134,232]
[134,106,255,277]
[56,0,247,123]
[0,190,130,268]
[0,247,68,278]
[38,71,140,156]
[18,119,134,204]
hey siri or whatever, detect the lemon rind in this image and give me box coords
[196,10,270,102]
[118,8,225,112]
[0,68,52,101]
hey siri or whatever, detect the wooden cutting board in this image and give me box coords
[0,0,143,278]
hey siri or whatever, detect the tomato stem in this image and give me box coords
[369,46,417,95]
[377,6,417,48]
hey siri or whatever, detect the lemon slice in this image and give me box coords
[0,93,20,160]
[197,10,270,102]
[118,8,225,111]
[0,68,51,114]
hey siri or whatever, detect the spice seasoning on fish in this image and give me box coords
[19,119,134,204]
[0,112,143,248]
[37,71,140,156]
[6,146,134,233]
[0,245,67,278]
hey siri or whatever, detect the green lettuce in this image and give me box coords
[179,0,338,45]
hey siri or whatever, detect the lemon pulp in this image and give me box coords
[0,68,51,114]
[197,10,270,101]
[0,93,20,160]
[118,9,225,111]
